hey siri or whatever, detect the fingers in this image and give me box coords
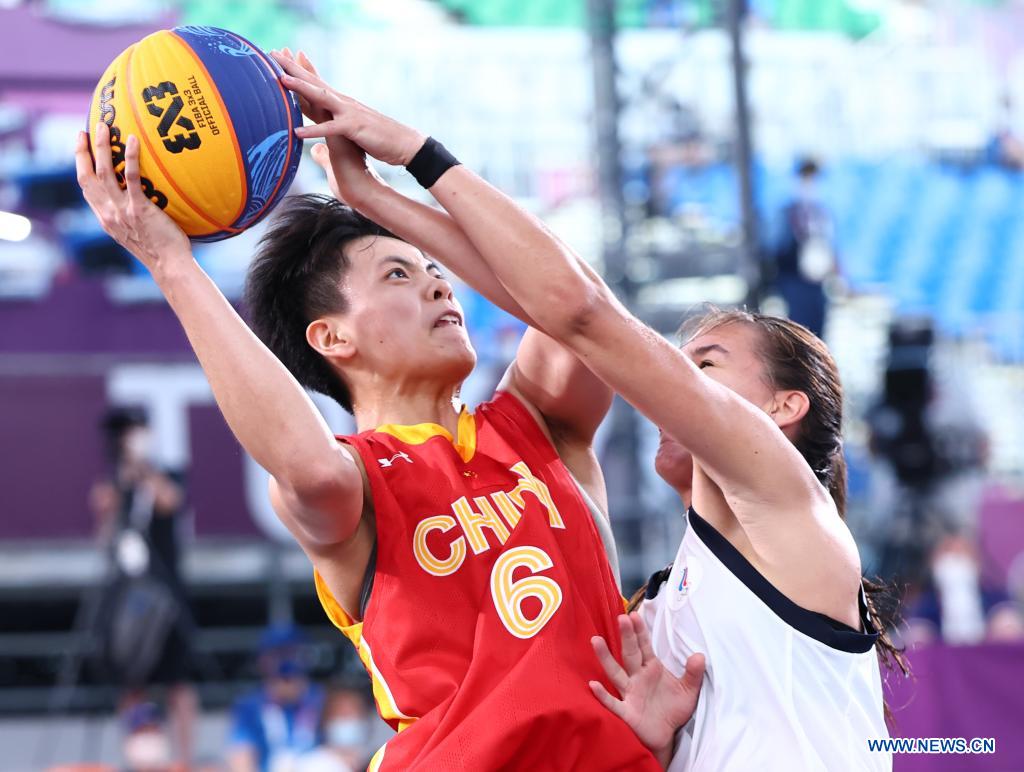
[296,50,320,77]
[279,71,334,105]
[273,50,329,116]
[123,134,148,210]
[278,71,346,137]
[630,611,657,665]
[274,50,325,122]
[91,121,123,196]
[310,143,343,201]
[591,635,628,696]
[293,119,349,140]
[618,614,642,675]
[273,52,329,89]
[74,130,96,192]
[588,680,626,720]
[680,652,706,696]
[76,128,117,229]
[275,47,321,79]
[311,141,330,167]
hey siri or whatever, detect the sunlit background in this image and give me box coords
[1,0,1023,770]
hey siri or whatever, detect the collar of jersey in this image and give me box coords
[375,405,477,463]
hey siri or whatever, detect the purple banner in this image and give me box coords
[0,277,193,356]
[886,642,1024,771]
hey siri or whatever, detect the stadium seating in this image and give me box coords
[657,158,1024,359]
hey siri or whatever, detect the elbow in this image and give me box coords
[276,456,337,499]
[535,278,613,344]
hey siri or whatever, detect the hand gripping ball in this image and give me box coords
[88,26,302,241]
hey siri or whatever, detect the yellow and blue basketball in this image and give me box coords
[88,26,302,242]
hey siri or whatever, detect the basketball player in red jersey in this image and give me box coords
[74,50,701,768]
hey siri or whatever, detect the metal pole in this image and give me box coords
[727,0,762,310]
[587,0,630,294]
[587,0,649,589]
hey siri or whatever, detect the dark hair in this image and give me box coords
[681,309,847,513]
[244,194,400,414]
[628,308,909,718]
[101,405,148,438]
[100,405,148,465]
[796,157,820,179]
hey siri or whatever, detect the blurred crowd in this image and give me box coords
[638,93,1024,652]
[65,624,381,772]
[49,406,384,772]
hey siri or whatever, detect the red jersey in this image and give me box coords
[314,391,659,771]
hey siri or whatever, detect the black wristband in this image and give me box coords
[406,137,460,189]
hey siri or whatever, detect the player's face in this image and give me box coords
[683,322,777,415]
[338,236,476,384]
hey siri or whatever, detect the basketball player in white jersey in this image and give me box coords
[274,54,901,771]
[603,310,905,771]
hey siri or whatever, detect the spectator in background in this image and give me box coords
[770,158,837,338]
[905,535,1024,647]
[641,98,711,219]
[865,318,991,584]
[121,702,175,772]
[298,680,377,772]
[90,406,197,769]
[227,626,325,772]
[987,93,1024,171]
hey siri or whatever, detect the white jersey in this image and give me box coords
[641,509,891,772]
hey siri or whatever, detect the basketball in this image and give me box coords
[87,26,302,242]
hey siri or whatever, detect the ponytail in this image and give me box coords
[625,583,647,614]
[862,577,911,727]
[828,447,848,520]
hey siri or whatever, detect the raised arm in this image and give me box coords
[75,125,363,550]
[279,51,612,448]
[427,165,822,510]
[314,140,613,446]
[272,59,822,522]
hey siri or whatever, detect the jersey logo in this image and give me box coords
[678,566,689,594]
[378,451,413,468]
[669,560,701,611]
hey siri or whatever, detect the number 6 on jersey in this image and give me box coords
[491,546,563,639]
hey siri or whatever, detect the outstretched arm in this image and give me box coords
[75,125,362,551]
[425,166,823,510]
[271,56,822,520]
[278,50,612,448]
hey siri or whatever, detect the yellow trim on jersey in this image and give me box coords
[314,570,418,732]
[368,744,386,771]
[313,569,359,632]
[375,404,477,463]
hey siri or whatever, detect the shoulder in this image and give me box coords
[333,436,368,474]
[484,389,608,514]
[732,497,863,626]
[481,388,540,423]
[479,389,558,447]
[485,387,598,451]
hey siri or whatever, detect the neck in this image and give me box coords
[352,381,463,436]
